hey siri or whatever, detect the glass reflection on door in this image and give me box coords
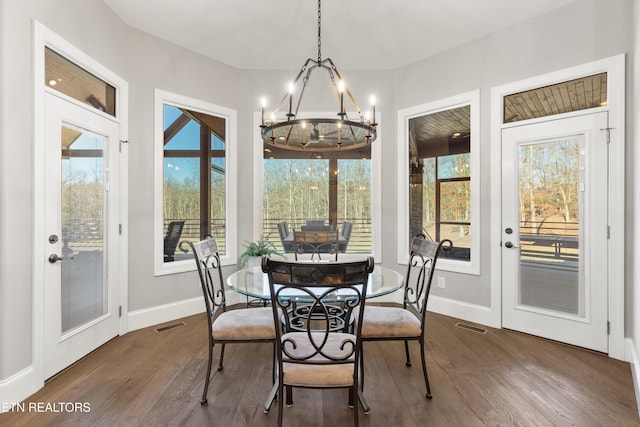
[517,138,582,317]
[60,124,106,332]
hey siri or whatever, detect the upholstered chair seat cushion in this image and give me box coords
[212,307,276,340]
[361,306,421,338]
[281,332,356,387]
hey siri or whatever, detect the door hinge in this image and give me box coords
[119,306,122,318]
[607,225,611,239]
[119,223,122,235]
[607,321,610,335]
[600,127,613,144]
[119,139,129,153]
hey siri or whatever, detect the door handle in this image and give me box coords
[504,241,519,249]
[48,254,64,264]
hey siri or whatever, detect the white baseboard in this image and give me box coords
[0,366,40,414]
[127,297,205,332]
[427,295,499,328]
[626,338,640,418]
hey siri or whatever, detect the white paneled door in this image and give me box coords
[43,93,120,378]
[501,112,608,353]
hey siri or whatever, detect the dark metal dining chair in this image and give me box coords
[262,256,374,427]
[360,235,452,399]
[189,237,276,405]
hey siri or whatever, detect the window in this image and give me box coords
[154,90,237,274]
[255,112,381,259]
[503,73,607,123]
[45,47,116,116]
[262,155,372,253]
[398,91,479,274]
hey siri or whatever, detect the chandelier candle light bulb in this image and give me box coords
[260,96,267,127]
[301,121,307,146]
[287,82,295,119]
[270,112,276,140]
[338,80,346,118]
[370,94,376,125]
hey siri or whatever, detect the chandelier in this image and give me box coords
[259,0,377,152]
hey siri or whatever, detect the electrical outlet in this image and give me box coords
[437,276,445,288]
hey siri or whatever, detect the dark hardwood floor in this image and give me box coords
[1,309,638,426]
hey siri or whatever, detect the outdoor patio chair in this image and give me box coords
[163,220,185,262]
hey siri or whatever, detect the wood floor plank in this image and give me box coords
[1,310,638,426]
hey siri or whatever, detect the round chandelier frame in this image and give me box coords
[259,0,377,152]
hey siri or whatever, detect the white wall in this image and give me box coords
[0,0,636,405]
[631,0,640,398]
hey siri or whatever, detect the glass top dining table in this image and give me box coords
[227,263,404,301]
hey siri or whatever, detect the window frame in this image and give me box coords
[252,111,382,262]
[154,89,237,275]
[397,90,480,274]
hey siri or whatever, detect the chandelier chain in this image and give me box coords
[317,0,322,63]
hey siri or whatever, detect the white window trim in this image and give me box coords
[490,54,626,359]
[397,90,480,274]
[153,89,237,275]
[252,111,382,263]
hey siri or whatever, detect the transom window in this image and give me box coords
[45,47,116,116]
[503,73,607,123]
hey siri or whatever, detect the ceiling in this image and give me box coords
[102,0,579,70]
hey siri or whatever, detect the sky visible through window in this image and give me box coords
[163,105,225,182]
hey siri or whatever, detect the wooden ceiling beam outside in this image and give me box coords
[188,111,225,141]
[164,113,191,145]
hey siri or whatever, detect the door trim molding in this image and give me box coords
[490,54,626,360]
[33,20,129,391]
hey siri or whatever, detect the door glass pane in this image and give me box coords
[518,139,582,316]
[61,124,106,332]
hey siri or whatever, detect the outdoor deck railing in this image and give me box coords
[162,217,373,256]
[263,218,372,253]
[519,220,579,260]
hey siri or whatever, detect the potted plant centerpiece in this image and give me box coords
[238,236,283,268]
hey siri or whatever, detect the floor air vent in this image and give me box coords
[455,322,487,334]
[155,322,185,333]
